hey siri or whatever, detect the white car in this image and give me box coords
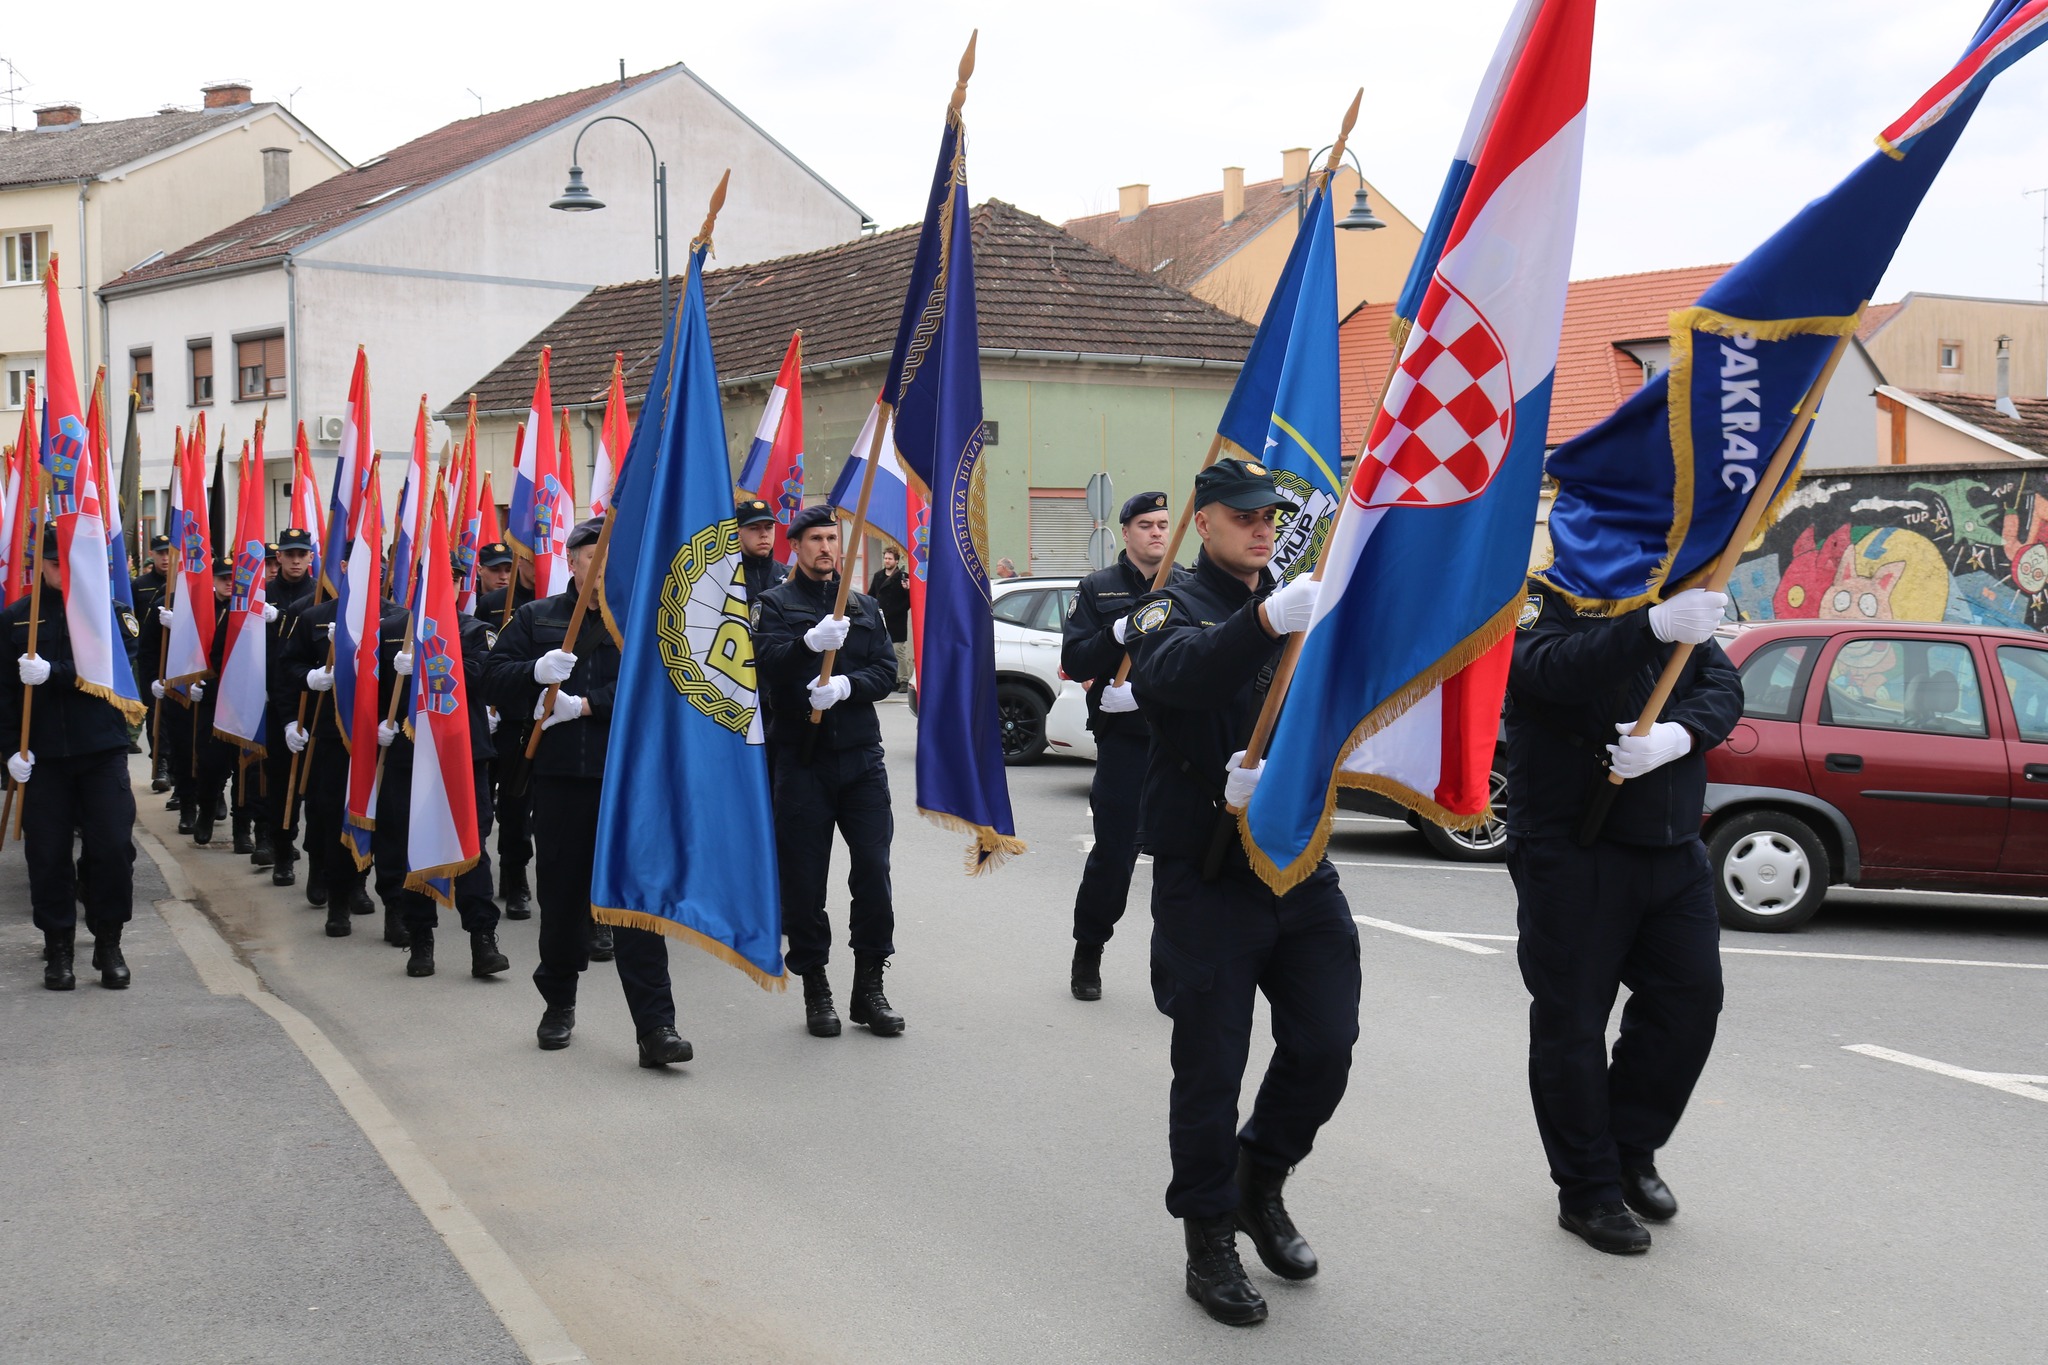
[988,575,1093,764]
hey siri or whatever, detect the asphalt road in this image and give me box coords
[133,699,2048,1364]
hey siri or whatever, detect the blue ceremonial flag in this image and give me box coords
[881,51,1024,872]
[588,224,784,989]
[1538,0,2048,613]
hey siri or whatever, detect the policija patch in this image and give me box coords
[1516,594,1543,631]
[1131,599,1172,635]
[655,517,760,739]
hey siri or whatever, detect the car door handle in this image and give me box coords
[1825,753,1863,773]
[2026,764,2048,783]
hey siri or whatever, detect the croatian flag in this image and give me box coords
[476,472,501,551]
[323,347,370,596]
[454,431,482,615]
[826,398,910,551]
[734,333,806,562]
[39,262,144,721]
[524,349,571,597]
[589,353,628,517]
[557,407,577,516]
[1,397,32,609]
[290,421,326,578]
[337,458,386,869]
[405,492,478,904]
[164,423,216,688]
[508,349,545,558]
[390,397,430,608]
[214,446,270,751]
[83,373,134,610]
[1244,0,1592,890]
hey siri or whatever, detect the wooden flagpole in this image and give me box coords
[1109,429,1226,687]
[9,465,47,843]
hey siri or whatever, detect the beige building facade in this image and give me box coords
[1859,292,2048,399]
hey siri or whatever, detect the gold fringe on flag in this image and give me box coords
[76,677,146,724]
[590,904,788,992]
[404,854,479,907]
[341,813,377,871]
[919,807,1028,876]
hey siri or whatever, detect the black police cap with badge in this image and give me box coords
[277,527,315,553]
[788,504,838,538]
[736,498,777,528]
[148,534,172,552]
[1120,491,1170,524]
[1192,457,1288,511]
[477,541,514,568]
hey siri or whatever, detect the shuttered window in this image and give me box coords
[236,334,286,400]
[1028,491,1092,575]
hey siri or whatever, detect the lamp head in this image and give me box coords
[551,165,604,213]
[1338,185,1386,232]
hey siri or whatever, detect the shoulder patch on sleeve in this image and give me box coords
[749,600,764,630]
[1516,594,1543,631]
[484,629,498,651]
[1131,599,1173,635]
[121,611,140,640]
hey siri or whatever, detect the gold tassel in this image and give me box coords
[404,855,479,906]
[917,807,1028,875]
[73,676,146,724]
[589,904,788,992]
[341,815,376,871]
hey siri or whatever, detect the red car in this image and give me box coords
[1703,618,2048,931]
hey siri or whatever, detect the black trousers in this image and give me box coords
[191,728,246,822]
[1150,857,1361,1219]
[1072,728,1146,946]
[1507,836,1724,1212]
[388,762,501,935]
[23,749,135,935]
[160,694,196,801]
[772,742,894,975]
[530,774,673,1032]
[265,706,301,862]
[302,734,365,900]
[493,748,533,892]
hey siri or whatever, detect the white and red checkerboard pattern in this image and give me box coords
[1353,280,1514,508]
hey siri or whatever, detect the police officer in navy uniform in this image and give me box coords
[182,556,255,848]
[753,504,904,1040]
[1062,489,1180,1001]
[1122,458,1359,1328]
[132,534,174,792]
[736,498,788,604]
[258,527,318,881]
[483,518,689,1068]
[1,524,141,990]
[1503,581,1740,1254]
[475,541,537,923]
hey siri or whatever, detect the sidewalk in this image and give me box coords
[0,770,529,1365]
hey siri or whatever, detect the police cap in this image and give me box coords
[566,517,605,551]
[264,542,279,561]
[40,522,58,555]
[149,534,172,552]
[277,527,315,552]
[477,541,514,568]
[212,555,234,576]
[1119,490,1169,524]
[735,498,777,527]
[1192,457,1287,512]
[788,504,838,538]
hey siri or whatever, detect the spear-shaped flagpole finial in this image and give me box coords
[692,169,732,251]
[949,30,978,119]
[1324,88,1363,177]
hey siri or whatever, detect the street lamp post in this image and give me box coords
[1296,143,1387,232]
[551,115,672,323]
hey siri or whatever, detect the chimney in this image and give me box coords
[33,104,81,129]
[1997,335,2019,418]
[1222,167,1244,224]
[261,147,291,210]
[201,81,253,109]
[1281,147,1311,186]
[1118,184,1149,221]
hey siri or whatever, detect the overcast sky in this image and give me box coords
[20,0,2048,303]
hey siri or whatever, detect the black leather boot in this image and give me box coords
[1071,942,1103,1001]
[637,1026,693,1068]
[848,952,905,1036]
[43,929,76,991]
[191,808,214,845]
[536,1005,575,1050]
[90,926,131,990]
[165,792,182,810]
[250,825,274,867]
[587,921,614,962]
[271,854,296,887]
[304,864,327,905]
[406,927,435,977]
[231,813,254,855]
[1183,1215,1266,1326]
[383,904,411,948]
[176,806,194,835]
[1235,1151,1317,1280]
[347,885,374,915]
[499,866,531,920]
[1558,1202,1652,1255]
[470,930,509,977]
[151,762,170,793]
[802,969,842,1037]
[324,898,352,937]
[214,794,227,821]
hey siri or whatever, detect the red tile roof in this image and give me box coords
[1338,263,1733,457]
[104,69,675,292]
[1907,389,2048,457]
[1857,300,1904,341]
[1063,177,1303,295]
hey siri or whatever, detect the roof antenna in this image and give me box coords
[0,57,28,134]
[465,87,483,117]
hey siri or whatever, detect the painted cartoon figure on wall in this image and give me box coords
[1727,467,2048,634]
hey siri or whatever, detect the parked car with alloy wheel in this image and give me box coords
[1703,618,2048,931]
[988,575,1084,765]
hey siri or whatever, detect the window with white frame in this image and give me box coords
[5,362,37,409]
[3,229,49,285]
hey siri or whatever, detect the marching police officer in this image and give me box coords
[736,498,787,604]
[475,541,536,923]
[483,518,689,1068]
[181,556,248,848]
[1062,489,1180,1000]
[1502,581,1740,1254]
[1,526,142,990]
[1122,458,1359,1328]
[258,527,318,881]
[133,534,173,792]
[753,504,904,1039]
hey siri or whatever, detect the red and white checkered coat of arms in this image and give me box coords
[1352,279,1514,508]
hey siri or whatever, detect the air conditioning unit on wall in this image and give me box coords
[312,414,345,443]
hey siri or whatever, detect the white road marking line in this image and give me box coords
[1331,859,1504,872]
[1843,1045,2048,1104]
[1354,916,1502,955]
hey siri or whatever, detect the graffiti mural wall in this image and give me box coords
[1727,463,2048,632]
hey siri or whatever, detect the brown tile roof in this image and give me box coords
[1062,178,1300,295]
[1338,263,1733,457]
[0,106,261,189]
[104,70,674,292]
[1907,389,2048,457]
[451,200,1257,415]
[1857,300,1904,341]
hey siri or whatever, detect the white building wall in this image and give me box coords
[1802,342,1886,470]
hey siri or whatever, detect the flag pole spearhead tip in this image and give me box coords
[693,170,732,250]
[950,31,978,116]
[1325,89,1363,174]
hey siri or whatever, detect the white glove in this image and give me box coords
[537,690,585,729]
[533,649,576,685]
[1100,681,1138,713]
[158,606,175,628]
[807,674,854,711]
[486,706,500,735]
[377,719,399,748]
[1112,616,1130,645]
[393,649,413,677]
[307,666,334,692]
[1648,588,1729,645]
[803,615,851,653]
[1607,721,1693,780]
[261,602,280,624]
[1223,750,1264,811]
[17,654,50,686]
[6,750,31,784]
[285,721,309,754]
[188,681,205,702]
[1261,575,1322,636]
[150,679,167,700]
